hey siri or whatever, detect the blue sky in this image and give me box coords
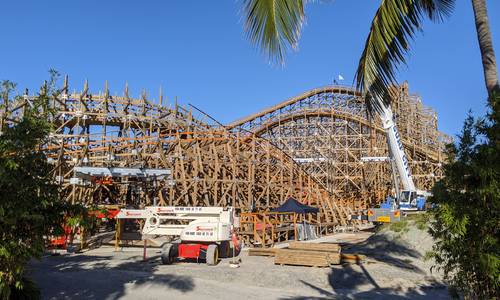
[1,1,499,135]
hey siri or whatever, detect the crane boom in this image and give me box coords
[352,99,428,220]
[378,103,416,192]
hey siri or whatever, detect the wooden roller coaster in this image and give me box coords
[0,77,449,246]
[228,82,450,211]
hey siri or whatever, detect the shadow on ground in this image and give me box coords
[280,280,447,300]
[280,231,448,300]
[28,252,194,300]
[344,229,425,273]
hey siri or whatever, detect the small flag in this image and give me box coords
[338,75,344,81]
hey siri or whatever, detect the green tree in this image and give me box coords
[242,0,455,111]
[240,0,500,298]
[0,77,64,299]
[240,0,500,111]
[429,93,500,298]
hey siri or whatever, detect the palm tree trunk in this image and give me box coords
[471,0,500,96]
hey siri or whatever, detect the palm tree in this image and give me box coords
[241,0,498,110]
[471,0,500,96]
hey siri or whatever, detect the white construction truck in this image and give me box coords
[116,206,239,265]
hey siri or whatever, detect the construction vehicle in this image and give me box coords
[378,101,430,212]
[354,102,430,223]
[116,206,239,265]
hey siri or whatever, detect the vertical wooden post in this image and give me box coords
[80,227,85,251]
[159,86,163,107]
[293,213,297,241]
[115,219,121,251]
[270,214,275,247]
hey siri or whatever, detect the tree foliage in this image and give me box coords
[0,76,65,299]
[429,92,500,299]
[242,0,305,65]
[240,0,455,114]
[355,0,454,114]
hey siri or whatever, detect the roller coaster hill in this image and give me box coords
[0,78,450,247]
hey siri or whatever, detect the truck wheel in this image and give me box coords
[219,241,230,258]
[206,244,218,266]
[161,243,174,265]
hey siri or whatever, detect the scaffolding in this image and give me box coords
[0,79,449,245]
[227,82,450,210]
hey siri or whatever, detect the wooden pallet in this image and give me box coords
[274,249,340,267]
[288,241,341,253]
[247,242,351,266]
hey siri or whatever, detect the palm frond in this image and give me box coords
[355,0,454,114]
[419,0,454,22]
[242,0,305,65]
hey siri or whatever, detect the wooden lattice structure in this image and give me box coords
[228,83,450,210]
[0,79,350,226]
[0,79,449,245]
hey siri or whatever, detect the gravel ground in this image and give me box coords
[28,228,450,300]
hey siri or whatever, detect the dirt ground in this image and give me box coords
[29,226,450,300]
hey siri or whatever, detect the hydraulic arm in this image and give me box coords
[378,103,416,193]
[378,101,430,211]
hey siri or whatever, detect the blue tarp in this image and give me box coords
[271,197,319,214]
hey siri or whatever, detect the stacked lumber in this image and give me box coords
[275,249,331,267]
[248,242,365,267]
[278,242,341,267]
[288,242,341,253]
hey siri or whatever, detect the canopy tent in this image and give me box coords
[271,197,319,214]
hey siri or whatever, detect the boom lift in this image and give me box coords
[116,206,239,265]
[378,102,429,212]
[355,102,430,223]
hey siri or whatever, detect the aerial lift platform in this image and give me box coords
[116,206,239,265]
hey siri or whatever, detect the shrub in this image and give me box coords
[389,219,409,233]
[0,76,65,299]
[429,93,500,299]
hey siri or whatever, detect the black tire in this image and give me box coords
[161,243,174,265]
[219,241,231,258]
[206,244,218,266]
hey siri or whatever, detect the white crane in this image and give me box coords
[357,100,429,223]
[378,101,429,211]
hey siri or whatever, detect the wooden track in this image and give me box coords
[0,79,351,226]
[227,83,450,210]
[0,78,449,245]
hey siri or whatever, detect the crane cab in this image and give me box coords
[399,190,428,211]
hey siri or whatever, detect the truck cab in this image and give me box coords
[399,190,428,211]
